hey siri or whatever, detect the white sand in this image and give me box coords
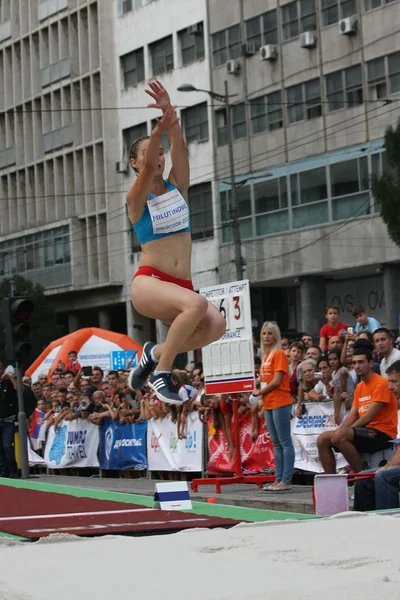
[0,513,399,600]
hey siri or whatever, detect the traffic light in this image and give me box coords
[0,296,34,363]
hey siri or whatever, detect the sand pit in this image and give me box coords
[0,512,399,599]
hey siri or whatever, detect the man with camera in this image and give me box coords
[0,363,36,478]
[317,347,398,474]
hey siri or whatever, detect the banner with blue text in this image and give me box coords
[99,419,147,470]
[292,401,346,472]
[44,420,99,468]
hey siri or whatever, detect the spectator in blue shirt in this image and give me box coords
[352,304,381,334]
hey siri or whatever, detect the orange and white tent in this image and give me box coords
[26,328,142,383]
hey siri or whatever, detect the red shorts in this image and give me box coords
[133,266,194,291]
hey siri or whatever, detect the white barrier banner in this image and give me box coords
[44,419,100,469]
[147,412,203,472]
[292,401,347,473]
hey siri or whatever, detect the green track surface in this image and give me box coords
[0,478,318,541]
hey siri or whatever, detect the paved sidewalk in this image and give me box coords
[29,474,353,515]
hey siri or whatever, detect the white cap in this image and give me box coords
[5,365,15,374]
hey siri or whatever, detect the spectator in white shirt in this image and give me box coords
[373,328,400,378]
[352,303,381,334]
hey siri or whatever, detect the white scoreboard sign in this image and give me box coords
[200,280,255,394]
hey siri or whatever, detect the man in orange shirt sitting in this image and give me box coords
[317,347,398,474]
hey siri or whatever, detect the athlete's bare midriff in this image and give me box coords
[138,231,192,280]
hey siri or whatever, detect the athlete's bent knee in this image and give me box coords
[189,294,209,317]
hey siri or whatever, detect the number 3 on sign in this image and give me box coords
[232,295,245,329]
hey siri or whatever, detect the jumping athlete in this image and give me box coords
[127,81,226,404]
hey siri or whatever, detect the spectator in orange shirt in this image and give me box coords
[317,347,397,474]
[252,322,294,491]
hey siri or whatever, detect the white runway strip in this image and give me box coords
[0,508,153,521]
[1,513,399,600]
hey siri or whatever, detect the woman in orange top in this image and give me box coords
[252,322,294,491]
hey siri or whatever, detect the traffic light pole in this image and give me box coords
[15,362,29,479]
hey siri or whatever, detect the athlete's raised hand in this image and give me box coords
[146,80,171,112]
[152,104,179,134]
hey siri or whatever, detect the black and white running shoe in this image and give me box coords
[128,342,157,391]
[148,372,183,405]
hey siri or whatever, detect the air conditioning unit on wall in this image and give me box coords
[300,31,317,48]
[188,23,203,35]
[227,59,241,75]
[116,160,129,174]
[242,42,256,57]
[339,16,357,35]
[260,44,277,61]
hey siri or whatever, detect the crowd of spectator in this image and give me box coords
[250,302,400,498]
[2,301,400,507]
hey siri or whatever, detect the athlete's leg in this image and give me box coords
[159,302,226,354]
[131,276,225,371]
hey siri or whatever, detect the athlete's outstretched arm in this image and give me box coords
[146,80,190,198]
[126,106,178,224]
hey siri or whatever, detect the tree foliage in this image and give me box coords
[370,118,400,247]
[0,276,62,368]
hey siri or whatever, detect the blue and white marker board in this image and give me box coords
[153,481,192,510]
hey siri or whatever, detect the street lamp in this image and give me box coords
[177,82,245,281]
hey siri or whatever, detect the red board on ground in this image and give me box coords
[0,486,240,539]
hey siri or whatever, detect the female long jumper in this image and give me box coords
[127,81,226,404]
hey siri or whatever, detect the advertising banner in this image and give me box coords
[147,412,203,472]
[44,419,99,468]
[207,411,275,475]
[99,419,147,470]
[292,401,346,473]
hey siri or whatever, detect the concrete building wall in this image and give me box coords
[0,0,127,336]
[207,0,400,335]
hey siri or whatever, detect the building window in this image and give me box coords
[118,0,142,15]
[121,48,145,88]
[255,178,288,213]
[320,0,356,26]
[287,78,321,123]
[291,167,328,228]
[212,25,241,67]
[123,122,148,159]
[364,0,394,10]
[326,65,363,111]
[330,156,370,220]
[232,104,247,140]
[282,0,316,41]
[216,109,228,146]
[189,182,214,240]
[150,119,169,152]
[150,35,174,76]
[245,10,278,49]
[179,24,205,65]
[0,226,71,278]
[367,51,400,100]
[250,91,283,134]
[220,185,253,242]
[181,103,208,143]
[330,157,369,197]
